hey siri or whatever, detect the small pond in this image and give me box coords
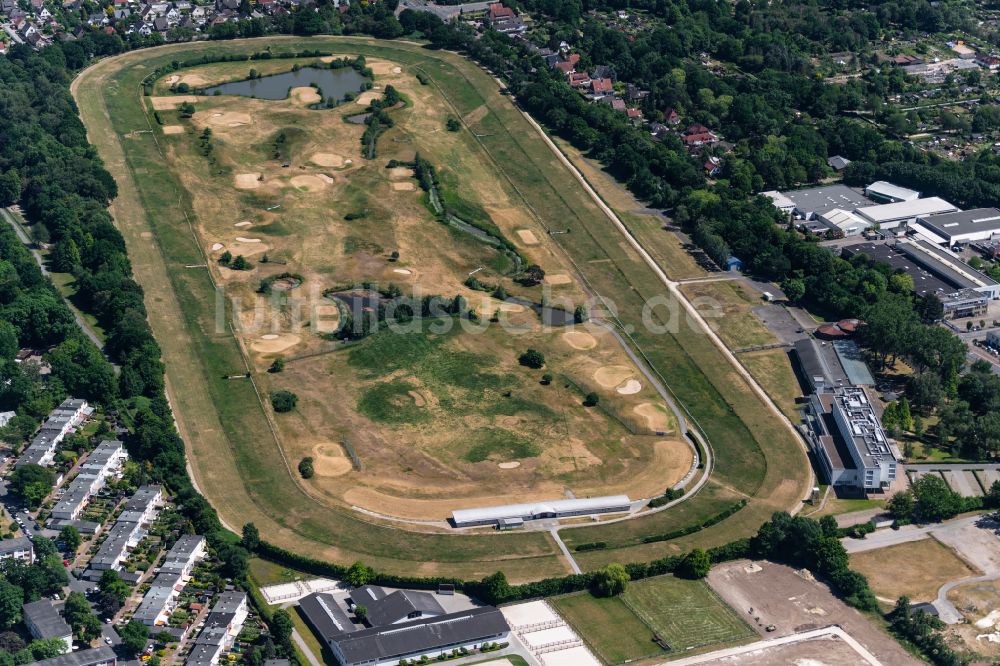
[201,66,369,102]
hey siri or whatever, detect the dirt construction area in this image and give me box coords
[707,560,921,665]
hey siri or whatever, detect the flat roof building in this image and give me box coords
[17,399,90,469]
[865,181,920,203]
[854,197,958,230]
[88,485,161,571]
[913,208,1000,245]
[23,647,116,666]
[804,386,899,493]
[817,208,870,237]
[51,440,126,521]
[133,535,206,626]
[0,536,34,564]
[793,339,874,392]
[763,185,872,220]
[187,591,248,665]
[451,495,631,528]
[23,600,72,652]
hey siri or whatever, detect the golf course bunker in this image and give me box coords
[498,462,520,469]
[392,268,413,276]
[211,242,225,251]
[388,167,413,180]
[270,276,302,292]
[235,173,261,189]
[290,175,328,192]
[356,91,381,106]
[391,182,415,191]
[251,333,301,354]
[617,379,642,395]
[635,403,672,432]
[516,229,539,245]
[545,273,573,285]
[594,365,634,388]
[236,237,262,243]
[311,443,353,477]
[563,330,597,350]
[179,73,209,87]
[235,221,252,227]
[316,174,334,184]
[392,66,402,74]
[291,86,322,105]
[162,125,185,135]
[311,153,345,167]
[408,390,427,407]
[207,111,251,127]
[150,95,198,110]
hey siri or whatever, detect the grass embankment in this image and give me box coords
[75,37,808,577]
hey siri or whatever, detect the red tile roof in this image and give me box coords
[682,132,716,145]
[590,77,613,93]
[489,3,515,20]
[554,61,575,75]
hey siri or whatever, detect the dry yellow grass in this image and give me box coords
[738,349,801,422]
[851,537,980,602]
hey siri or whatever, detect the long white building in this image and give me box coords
[451,495,632,528]
[50,440,127,521]
[17,398,90,468]
[132,535,206,626]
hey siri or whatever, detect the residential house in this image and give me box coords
[23,601,73,652]
[589,77,613,97]
[0,537,34,564]
[664,108,681,125]
[591,64,615,81]
[567,71,590,87]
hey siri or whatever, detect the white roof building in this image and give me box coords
[451,496,632,528]
[818,208,870,236]
[865,181,920,203]
[854,197,958,230]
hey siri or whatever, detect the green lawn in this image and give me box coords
[552,592,662,664]
[622,575,755,653]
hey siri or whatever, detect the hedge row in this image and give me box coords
[641,500,748,544]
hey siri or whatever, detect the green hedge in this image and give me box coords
[641,500,748,544]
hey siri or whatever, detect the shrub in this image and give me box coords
[541,373,553,385]
[446,117,461,132]
[583,392,599,407]
[231,255,251,270]
[268,358,284,374]
[518,349,545,369]
[298,457,314,479]
[270,390,298,413]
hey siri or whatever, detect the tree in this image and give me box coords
[231,255,251,270]
[99,569,130,605]
[908,373,944,414]
[583,392,599,407]
[780,277,806,303]
[0,581,23,629]
[64,592,99,641]
[911,475,961,522]
[354,604,368,621]
[518,264,546,287]
[268,358,284,373]
[297,457,314,479]
[8,464,55,508]
[155,630,174,646]
[518,349,545,369]
[916,293,944,323]
[270,390,298,413]
[117,620,149,656]
[898,397,914,431]
[241,523,260,552]
[218,251,232,265]
[58,525,81,552]
[445,117,461,132]
[270,609,293,644]
[592,563,629,597]
[573,305,588,323]
[346,561,373,587]
[0,170,21,207]
[887,491,914,520]
[677,548,711,579]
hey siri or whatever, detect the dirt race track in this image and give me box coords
[707,561,920,666]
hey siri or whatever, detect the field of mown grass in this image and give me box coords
[74,36,809,578]
[552,592,662,664]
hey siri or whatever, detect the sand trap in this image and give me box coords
[977,610,1000,629]
[356,91,381,106]
[291,86,321,105]
[235,173,261,189]
[498,462,520,469]
[392,66,402,74]
[516,229,539,245]
[388,167,414,180]
[211,242,224,251]
[235,221,252,227]
[408,391,427,407]
[251,333,300,354]
[311,153,345,167]
[562,331,596,350]
[166,75,179,85]
[617,379,642,395]
[206,111,251,127]
[545,273,573,285]
[316,173,334,184]
[150,95,198,110]
[635,403,672,432]
[140,232,153,239]
[594,365,634,388]
[179,74,209,87]
[393,268,412,275]
[311,443,353,477]
[236,237,262,243]
[162,125,184,135]
[290,175,327,192]
[391,182,415,191]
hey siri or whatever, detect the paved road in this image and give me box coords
[655,626,882,666]
[841,515,982,554]
[1,207,108,353]
[905,462,1000,471]
[548,528,580,574]
[934,572,1000,624]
